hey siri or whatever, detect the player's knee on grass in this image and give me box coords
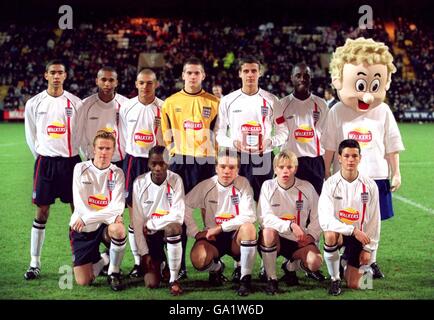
[164,222,182,237]
[259,228,278,247]
[304,248,323,272]
[108,222,126,240]
[190,240,216,271]
[74,266,94,286]
[141,254,161,288]
[345,265,362,289]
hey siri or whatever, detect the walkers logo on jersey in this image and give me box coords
[134,130,154,147]
[241,121,262,133]
[338,208,360,224]
[88,194,109,210]
[215,213,235,225]
[47,121,66,138]
[294,124,314,143]
[280,214,296,222]
[183,120,203,130]
[348,128,372,148]
[151,208,170,219]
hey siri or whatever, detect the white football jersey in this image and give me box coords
[321,102,405,179]
[120,96,164,158]
[184,175,256,237]
[132,170,185,256]
[280,94,328,157]
[215,88,288,154]
[257,177,321,241]
[25,90,83,158]
[81,93,129,162]
[69,160,125,233]
[318,171,381,252]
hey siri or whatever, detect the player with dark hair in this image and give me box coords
[319,139,380,296]
[131,145,185,295]
[161,57,220,280]
[69,130,126,291]
[24,59,83,280]
[81,67,129,169]
[215,55,288,202]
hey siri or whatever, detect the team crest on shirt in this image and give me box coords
[166,192,173,206]
[108,180,115,191]
[296,200,304,211]
[202,106,212,118]
[65,107,73,118]
[361,192,369,204]
[261,105,268,117]
[231,194,240,206]
[154,116,161,127]
[47,121,66,138]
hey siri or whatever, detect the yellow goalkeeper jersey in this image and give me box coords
[161,89,219,157]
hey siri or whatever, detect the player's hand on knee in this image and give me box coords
[291,223,305,241]
[115,215,123,224]
[72,218,85,232]
[195,230,207,240]
[353,228,370,246]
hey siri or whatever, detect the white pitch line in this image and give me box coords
[393,194,434,215]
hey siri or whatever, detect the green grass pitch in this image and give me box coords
[0,122,433,300]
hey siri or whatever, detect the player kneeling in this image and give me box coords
[185,149,257,296]
[257,150,323,295]
[69,131,127,291]
[131,146,185,296]
[319,139,380,296]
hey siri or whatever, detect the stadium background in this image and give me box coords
[0,0,432,303]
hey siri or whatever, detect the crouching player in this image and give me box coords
[185,149,257,296]
[69,130,127,291]
[131,145,185,295]
[319,139,380,296]
[257,150,323,295]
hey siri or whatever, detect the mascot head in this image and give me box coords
[330,37,396,112]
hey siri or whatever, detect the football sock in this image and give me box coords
[108,236,127,275]
[128,225,141,265]
[240,239,257,278]
[30,219,46,268]
[167,235,182,283]
[260,245,277,280]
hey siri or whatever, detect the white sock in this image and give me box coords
[205,260,222,273]
[260,245,277,280]
[108,236,127,275]
[370,249,377,264]
[128,225,141,265]
[240,240,257,279]
[285,260,300,272]
[324,244,340,281]
[30,219,46,268]
[167,235,182,283]
[92,258,106,277]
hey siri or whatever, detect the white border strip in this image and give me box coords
[393,194,434,215]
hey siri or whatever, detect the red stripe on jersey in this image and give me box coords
[32,156,42,204]
[167,183,172,207]
[313,102,320,156]
[108,169,113,201]
[116,102,123,160]
[66,99,72,157]
[361,183,367,232]
[297,190,302,225]
[232,186,239,216]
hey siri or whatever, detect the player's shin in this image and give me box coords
[166,235,182,282]
[260,245,277,280]
[109,236,127,274]
[324,244,340,280]
[240,240,257,278]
